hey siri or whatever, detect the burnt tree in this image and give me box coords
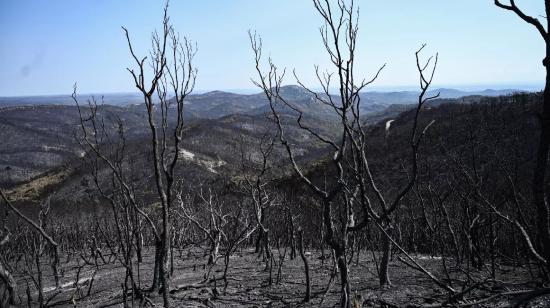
[495,0,550,278]
[74,2,196,306]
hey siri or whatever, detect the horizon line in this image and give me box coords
[0,82,544,98]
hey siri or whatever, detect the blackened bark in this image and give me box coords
[298,230,311,302]
[537,54,550,274]
[379,229,392,287]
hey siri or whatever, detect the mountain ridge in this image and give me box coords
[1,85,529,109]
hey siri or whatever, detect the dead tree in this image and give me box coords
[238,132,277,265]
[0,191,61,297]
[495,0,550,280]
[0,212,15,307]
[176,188,227,266]
[250,0,379,301]
[75,94,155,301]
[371,45,439,287]
[297,229,311,302]
[74,2,196,306]
[250,0,439,305]
[122,5,196,305]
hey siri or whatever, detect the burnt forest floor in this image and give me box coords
[11,247,550,307]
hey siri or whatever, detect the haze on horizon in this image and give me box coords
[0,0,546,96]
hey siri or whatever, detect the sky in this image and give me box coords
[0,0,547,96]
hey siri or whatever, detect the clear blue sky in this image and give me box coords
[0,0,546,96]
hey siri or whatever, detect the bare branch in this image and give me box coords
[495,0,548,41]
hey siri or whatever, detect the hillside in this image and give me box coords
[2,90,547,308]
[0,104,152,187]
[275,92,544,258]
[1,87,535,194]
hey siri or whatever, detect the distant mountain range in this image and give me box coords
[361,88,524,105]
[0,86,527,113]
[0,92,146,107]
[182,86,528,119]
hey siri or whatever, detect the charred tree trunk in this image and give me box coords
[537,47,550,275]
[150,240,162,292]
[0,261,15,307]
[208,231,221,265]
[160,229,170,305]
[255,229,263,254]
[495,0,550,278]
[298,230,311,302]
[335,249,350,308]
[324,199,351,308]
[379,227,392,287]
[287,206,297,260]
